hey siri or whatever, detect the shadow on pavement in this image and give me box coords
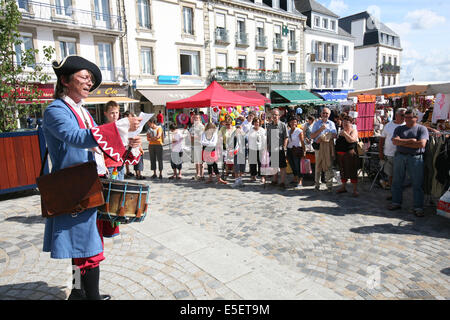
[0,281,66,300]
[5,215,45,225]
[350,221,450,240]
[0,189,40,201]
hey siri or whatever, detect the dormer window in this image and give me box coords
[322,18,328,29]
[330,20,336,31]
[314,16,320,27]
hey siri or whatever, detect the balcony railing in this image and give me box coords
[18,0,123,32]
[212,68,305,84]
[312,78,348,89]
[215,28,230,44]
[255,35,268,49]
[273,38,284,51]
[380,63,400,74]
[310,53,344,64]
[288,40,298,52]
[235,32,249,47]
[13,63,127,83]
[100,66,128,82]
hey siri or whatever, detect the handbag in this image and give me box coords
[356,139,365,156]
[291,146,304,158]
[300,158,312,175]
[36,149,105,218]
[437,189,450,219]
[312,142,320,150]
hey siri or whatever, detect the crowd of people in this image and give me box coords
[40,53,443,301]
[122,105,435,218]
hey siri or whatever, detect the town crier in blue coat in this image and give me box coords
[42,55,142,300]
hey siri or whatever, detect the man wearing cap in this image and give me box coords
[42,55,142,300]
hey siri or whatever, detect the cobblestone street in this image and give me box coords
[1,140,449,300]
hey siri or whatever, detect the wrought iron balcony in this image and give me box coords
[288,40,298,52]
[255,35,268,49]
[17,0,123,33]
[273,38,284,51]
[100,66,128,82]
[311,78,347,89]
[235,32,249,47]
[310,53,344,64]
[19,63,128,83]
[380,63,400,74]
[215,28,230,45]
[211,68,305,84]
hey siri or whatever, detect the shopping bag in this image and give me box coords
[260,150,278,176]
[286,161,292,174]
[436,189,450,219]
[300,158,312,175]
[356,139,365,156]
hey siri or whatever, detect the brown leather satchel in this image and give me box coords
[37,150,105,218]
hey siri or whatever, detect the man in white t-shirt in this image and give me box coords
[379,108,406,189]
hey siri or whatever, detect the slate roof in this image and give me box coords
[339,11,399,37]
[294,0,340,18]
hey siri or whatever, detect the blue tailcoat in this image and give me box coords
[42,99,103,259]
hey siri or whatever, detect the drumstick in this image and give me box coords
[117,146,132,172]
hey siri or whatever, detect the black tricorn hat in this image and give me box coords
[52,55,102,91]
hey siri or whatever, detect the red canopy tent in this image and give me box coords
[233,90,271,104]
[165,81,266,109]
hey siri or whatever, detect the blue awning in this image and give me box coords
[314,90,349,101]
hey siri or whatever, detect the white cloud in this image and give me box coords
[405,9,446,30]
[328,0,348,15]
[387,9,448,83]
[400,47,450,83]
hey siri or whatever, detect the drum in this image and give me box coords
[97,179,150,224]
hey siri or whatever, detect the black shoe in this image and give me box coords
[101,294,111,300]
[151,174,157,179]
[159,174,162,179]
[67,288,86,300]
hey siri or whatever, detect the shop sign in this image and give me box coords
[2,83,54,101]
[91,84,128,97]
[158,75,180,85]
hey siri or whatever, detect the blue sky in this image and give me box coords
[316,0,450,84]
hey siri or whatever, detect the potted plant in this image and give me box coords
[0,0,55,194]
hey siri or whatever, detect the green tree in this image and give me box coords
[0,0,55,132]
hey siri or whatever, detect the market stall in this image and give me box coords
[349,82,450,216]
[165,80,266,126]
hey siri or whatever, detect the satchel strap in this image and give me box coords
[39,148,49,177]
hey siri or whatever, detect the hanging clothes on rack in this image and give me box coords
[424,133,450,198]
[434,135,450,194]
[423,135,440,195]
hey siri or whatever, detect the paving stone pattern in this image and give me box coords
[1,139,449,300]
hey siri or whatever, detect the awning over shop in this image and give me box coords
[270,90,335,107]
[314,90,349,101]
[166,81,265,109]
[233,90,271,104]
[83,97,140,105]
[347,82,450,97]
[138,89,202,106]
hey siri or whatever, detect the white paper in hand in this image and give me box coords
[128,112,154,138]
